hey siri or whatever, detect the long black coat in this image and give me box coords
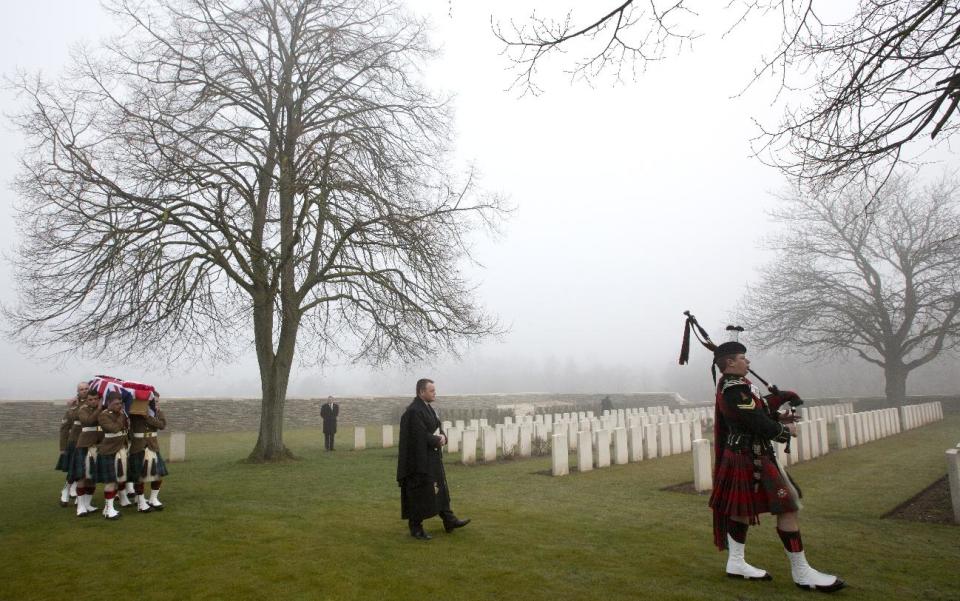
[397,397,450,521]
[320,402,339,434]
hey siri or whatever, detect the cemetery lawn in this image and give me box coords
[2,417,959,601]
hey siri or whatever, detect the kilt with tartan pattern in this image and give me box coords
[95,452,120,484]
[140,448,169,482]
[68,447,98,482]
[709,446,799,519]
[55,440,78,473]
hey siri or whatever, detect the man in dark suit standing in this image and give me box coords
[320,396,339,451]
[396,378,470,540]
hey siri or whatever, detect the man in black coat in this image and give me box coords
[396,378,470,540]
[320,396,339,451]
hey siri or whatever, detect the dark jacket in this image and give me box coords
[320,402,339,434]
[397,397,449,521]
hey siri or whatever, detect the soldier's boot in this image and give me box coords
[124,481,136,497]
[148,488,164,510]
[787,551,845,592]
[726,536,772,580]
[137,494,153,513]
[83,488,98,513]
[60,483,71,507]
[118,488,133,507]
[68,481,78,499]
[76,495,90,517]
[102,495,121,520]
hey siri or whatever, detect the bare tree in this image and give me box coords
[5,0,504,461]
[496,1,960,190]
[739,175,960,403]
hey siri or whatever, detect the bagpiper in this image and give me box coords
[707,340,845,592]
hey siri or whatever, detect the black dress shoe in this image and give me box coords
[443,518,471,533]
[411,528,432,540]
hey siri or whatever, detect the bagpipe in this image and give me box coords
[679,310,803,449]
[88,375,159,417]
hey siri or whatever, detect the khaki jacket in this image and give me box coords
[76,405,104,448]
[145,411,166,452]
[58,406,75,451]
[67,406,82,445]
[97,410,129,455]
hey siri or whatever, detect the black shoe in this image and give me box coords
[443,518,471,533]
[796,578,846,593]
[411,527,432,540]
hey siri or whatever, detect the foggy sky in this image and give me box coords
[1,1,958,401]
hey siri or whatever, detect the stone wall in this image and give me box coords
[3,392,958,441]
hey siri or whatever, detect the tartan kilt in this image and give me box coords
[69,447,98,481]
[128,450,145,481]
[140,448,169,482]
[55,441,78,473]
[709,447,800,521]
[95,452,119,484]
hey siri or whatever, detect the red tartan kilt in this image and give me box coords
[709,448,799,521]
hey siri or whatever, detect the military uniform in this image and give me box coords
[55,404,79,506]
[70,402,103,516]
[133,408,169,510]
[95,407,129,520]
[709,373,798,548]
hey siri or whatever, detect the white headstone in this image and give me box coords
[658,422,671,457]
[168,432,186,462]
[461,429,477,465]
[503,424,519,455]
[818,418,829,455]
[670,421,682,455]
[577,430,593,472]
[455,419,466,430]
[680,420,692,453]
[834,416,847,449]
[628,425,643,462]
[481,427,497,462]
[519,424,533,458]
[354,426,366,451]
[594,430,611,468]
[613,428,629,465]
[645,424,659,459]
[382,425,394,448]
[446,426,462,453]
[551,433,569,476]
[946,448,960,524]
[693,438,712,492]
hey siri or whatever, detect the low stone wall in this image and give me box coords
[3,392,958,441]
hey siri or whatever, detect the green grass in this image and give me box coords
[1,418,959,601]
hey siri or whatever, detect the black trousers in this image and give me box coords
[324,433,335,450]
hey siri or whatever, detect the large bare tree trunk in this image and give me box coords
[247,292,299,462]
[884,362,908,406]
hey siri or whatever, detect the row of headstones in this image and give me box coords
[352,425,395,450]
[798,402,854,422]
[443,407,707,458]
[550,417,706,476]
[900,401,944,430]
[833,407,902,451]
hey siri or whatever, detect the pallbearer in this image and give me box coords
[55,382,86,506]
[136,396,169,511]
[96,391,129,520]
[70,388,103,517]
